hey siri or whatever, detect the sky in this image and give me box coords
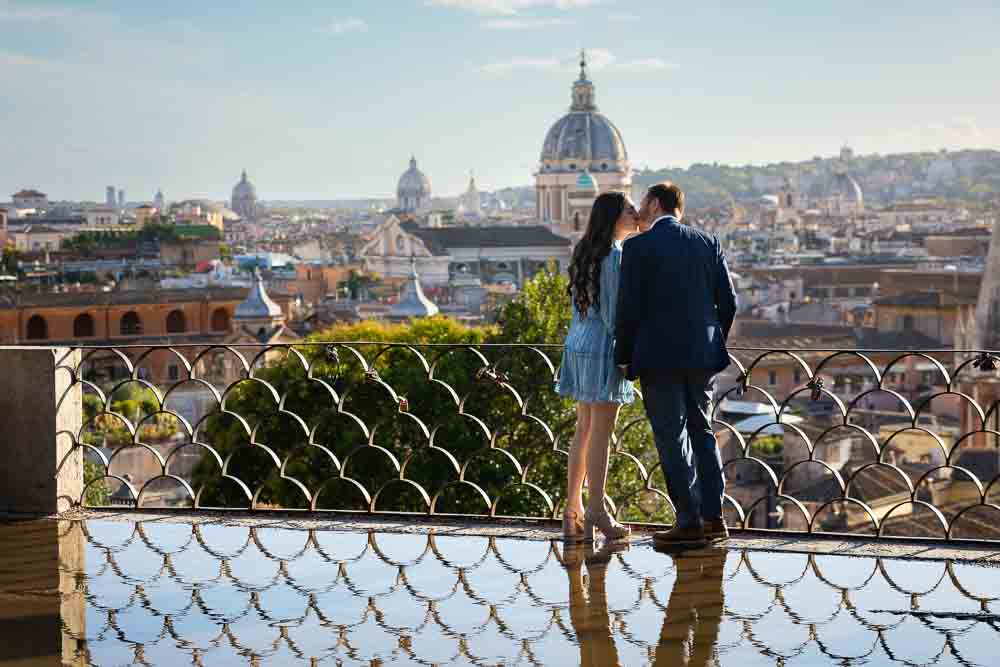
[1,0,998,202]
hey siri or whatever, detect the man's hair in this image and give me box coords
[646,182,685,216]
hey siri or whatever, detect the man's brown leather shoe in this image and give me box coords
[652,523,707,546]
[704,519,729,541]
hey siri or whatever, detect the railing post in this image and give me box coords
[0,347,82,514]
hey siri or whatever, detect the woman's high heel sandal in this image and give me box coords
[563,509,586,543]
[584,508,631,542]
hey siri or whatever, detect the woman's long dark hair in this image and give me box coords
[567,191,626,316]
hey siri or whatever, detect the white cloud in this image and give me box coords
[477,49,677,75]
[0,2,70,21]
[426,0,600,16]
[483,17,566,29]
[318,17,368,35]
[0,51,47,67]
[477,56,562,75]
[613,58,678,73]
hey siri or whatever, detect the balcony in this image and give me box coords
[3,342,1000,665]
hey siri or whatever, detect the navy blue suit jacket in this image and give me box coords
[613,216,737,379]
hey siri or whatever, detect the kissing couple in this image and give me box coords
[556,182,738,547]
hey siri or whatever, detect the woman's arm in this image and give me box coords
[599,246,622,334]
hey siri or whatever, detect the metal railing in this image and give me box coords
[58,518,1000,666]
[54,342,1000,542]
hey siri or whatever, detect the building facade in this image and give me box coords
[0,286,293,345]
[358,216,572,287]
[11,189,48,210]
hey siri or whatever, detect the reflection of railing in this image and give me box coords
[54,343,1000,541]
[60,519,999,666]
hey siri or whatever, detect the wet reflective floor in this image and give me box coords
[1,519,999,666]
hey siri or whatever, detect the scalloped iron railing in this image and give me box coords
[54,343,1000,542]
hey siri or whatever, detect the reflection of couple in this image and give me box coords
[558,182,738,546]
[563,544,726,666]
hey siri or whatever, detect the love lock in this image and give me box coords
[737,372,748,396]
[476,365,498,382]
[807,377,824,401]
[973,352,997,372]
[398,397,409,413]
[365,368,381,383]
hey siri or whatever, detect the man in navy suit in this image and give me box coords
[614,182,737,545]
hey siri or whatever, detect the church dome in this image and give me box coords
[232,170,256,200]
[231,169,258,219]
[397,157,431,200]
[540,54,628,170]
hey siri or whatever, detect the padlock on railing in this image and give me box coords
[973,352,997,372]
[807,377,824,401]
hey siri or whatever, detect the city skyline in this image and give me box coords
[1,0,998,200]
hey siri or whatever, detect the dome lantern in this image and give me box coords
[571,49,597,112]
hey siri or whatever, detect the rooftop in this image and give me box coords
[0,285,293,309]
[401,221,571,255]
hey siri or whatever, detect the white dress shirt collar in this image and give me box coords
[648,214,678,231]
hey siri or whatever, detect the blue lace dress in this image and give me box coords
[556,241,636,405]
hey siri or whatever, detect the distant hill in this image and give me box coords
[633,148,1000,209]
[496,148,1000,211]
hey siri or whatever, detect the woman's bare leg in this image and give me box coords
[565,403,592,517]
[585,402,620,514]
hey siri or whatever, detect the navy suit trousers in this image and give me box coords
[642,371,725,528]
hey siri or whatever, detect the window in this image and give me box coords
[120,311,142,336]
[168,365,180,381]
[210,308,230,332]
[165,309,186,334]
[899,373,906,384]
[793,369,802,384]
[73,313,95,338]
[768,371,777,386]
[26,314,47,340]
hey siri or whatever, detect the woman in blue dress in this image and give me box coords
[557,191,640,543]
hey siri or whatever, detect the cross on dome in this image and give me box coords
[571,49,596,111]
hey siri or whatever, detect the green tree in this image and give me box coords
[2,242,19,273]
[84,460,110,506]
[339,270,378,300]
